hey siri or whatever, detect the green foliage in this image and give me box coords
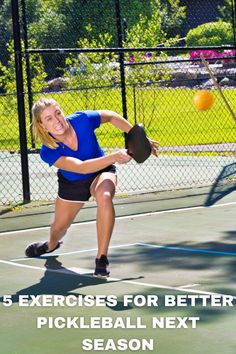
[123,0,186,46]
[124,0,186,48]
[122,0,183,85]
[0,39,46,94]
[0,0,185,95]
[29,10,67,48]
[0,0,12,65]
[186,21,234,47]
[159,0,186,38]
[1,0,187,54]
[125,1,164,48]
[64,24,117,89]
[0,0,187,84]
[217,0,233,22]
[62,7,173,89]
[0,42,16,95]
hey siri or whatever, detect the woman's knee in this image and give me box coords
[95,189,114,206]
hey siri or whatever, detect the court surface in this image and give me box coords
[0,192,236,354]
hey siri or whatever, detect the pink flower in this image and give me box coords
[129,55,135,63]
[190,49,220,64]
[222,50,236,64]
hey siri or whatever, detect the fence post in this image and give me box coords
[21,0,35,149]
[232,0,236,47]
[115,0,128,121]
[11,0,30,203]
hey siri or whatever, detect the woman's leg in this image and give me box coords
[90,172,117,258]
[25,197,84,257]
[48,197,84,251]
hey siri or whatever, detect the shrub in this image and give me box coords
[186,21,234,47]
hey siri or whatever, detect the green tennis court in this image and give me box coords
[0,190,236,354]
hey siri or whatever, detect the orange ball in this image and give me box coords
[193,90,215,111]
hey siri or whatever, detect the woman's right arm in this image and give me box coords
[53,149,132,174]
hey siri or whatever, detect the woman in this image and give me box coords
[25,98,159,277]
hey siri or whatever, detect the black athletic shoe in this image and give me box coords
[25,241,62,257]
[94,254,110,277]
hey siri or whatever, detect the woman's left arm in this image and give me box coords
[98,110,160,156]
[98,110,133,133]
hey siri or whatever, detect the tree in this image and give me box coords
[29,8,68,78]
[29,9,67,48]
[159,0,186,38]
[218,0,234,22]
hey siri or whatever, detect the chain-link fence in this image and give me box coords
[0,0,236,205]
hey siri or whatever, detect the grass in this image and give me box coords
[1,87,235,151]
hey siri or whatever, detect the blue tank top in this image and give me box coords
[40,110,104,181]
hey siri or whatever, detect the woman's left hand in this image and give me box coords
[148,138,160,157]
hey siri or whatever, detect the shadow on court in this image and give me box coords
[0,254,235,323]
[1,257,104,301]
[123,239,236,294]
[0,256,140,311]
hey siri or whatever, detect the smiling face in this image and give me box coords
[40,105,69,138]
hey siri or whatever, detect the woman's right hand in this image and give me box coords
[112,149,132,164]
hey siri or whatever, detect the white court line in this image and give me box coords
[0,260,91,275]
[178,284,200,289]
[11,237,236,262]
[8,224,236,263]
[10,242,138,262]
[0,259,235,299]
[1,201,236,236]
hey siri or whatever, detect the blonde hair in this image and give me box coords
[32,97,60,149]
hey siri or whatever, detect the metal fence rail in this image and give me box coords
[0,0,235,205]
